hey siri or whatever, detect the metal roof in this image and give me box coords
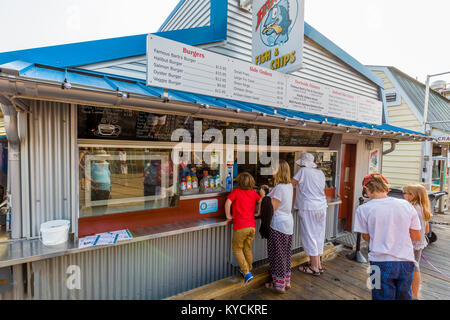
[0,60,425,138]
[388,67,450,132]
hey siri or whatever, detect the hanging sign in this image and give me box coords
[369,149,380,174]
[252,0,305,74]
[146,34,383,125]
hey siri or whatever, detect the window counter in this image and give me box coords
[0,217,229,268]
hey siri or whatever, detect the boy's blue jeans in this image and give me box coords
[370,261,415,300]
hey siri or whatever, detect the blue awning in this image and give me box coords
[0,60,426,137]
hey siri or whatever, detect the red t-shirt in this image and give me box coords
[227,188,261,230]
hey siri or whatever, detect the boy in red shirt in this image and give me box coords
[225,172,263,283]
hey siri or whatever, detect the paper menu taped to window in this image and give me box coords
[77,230,133,249]
[94,233,119,246]
[107,229,133,241]
[78,235,100,249]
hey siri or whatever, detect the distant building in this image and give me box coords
[368,66,450,196]
[431,80,450,99]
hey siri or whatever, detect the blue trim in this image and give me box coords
[103,76,119,91]
[304,22,384,89]
[135,82,163,98]
[381,66,425,125]
[158,0,187,32]
[379,87,389,124]
[0,34,148,68]
[153,26,223,46]
[1,60,424,136]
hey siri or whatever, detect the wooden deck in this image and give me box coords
[169,213,450,300]
[235,213,450,300]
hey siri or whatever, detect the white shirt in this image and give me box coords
[268,183,294,235]
[353,197,421,263]
[413,204,428,250]
[119,151,127,162]
[293,167,327,211]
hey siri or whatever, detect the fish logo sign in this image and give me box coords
[256,0,298,47]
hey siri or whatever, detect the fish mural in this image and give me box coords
[262,0,292,46]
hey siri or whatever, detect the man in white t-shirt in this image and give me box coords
[354,173,421,300]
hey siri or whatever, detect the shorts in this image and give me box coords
[413,249,422,272]
[370,261,415,300]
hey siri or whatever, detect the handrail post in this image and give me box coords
[346,197,367,263]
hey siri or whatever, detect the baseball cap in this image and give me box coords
[362,172,389,187]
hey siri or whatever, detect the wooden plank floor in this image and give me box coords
[235,213,450,300]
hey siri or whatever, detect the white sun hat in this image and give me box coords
[296,152,317,168]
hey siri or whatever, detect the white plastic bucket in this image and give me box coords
[40,220,70,246]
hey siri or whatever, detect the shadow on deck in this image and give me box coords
[237,212,450,300]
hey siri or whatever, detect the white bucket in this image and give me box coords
[40,220,70,246]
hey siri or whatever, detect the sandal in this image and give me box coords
[274,288,286,294]
[299,264,320,276]
[319,267,324,274]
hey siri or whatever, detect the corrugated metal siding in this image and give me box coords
[23,100,73,237]
[32,208,336,300]
[81,0,380,100]
[31,225,234,300]
[0,265,27,300]
[161,0,211,32]
[230,208,337,265]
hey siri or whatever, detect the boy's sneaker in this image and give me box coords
[244,272,254,284]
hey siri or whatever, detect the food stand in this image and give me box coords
[0,0,431,300]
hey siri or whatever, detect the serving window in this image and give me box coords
[77,105,338,221]
[236,149,337,196]
[78,147,178,218]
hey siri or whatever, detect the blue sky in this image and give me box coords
[0,0,449,83]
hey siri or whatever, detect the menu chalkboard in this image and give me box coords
[78,106,333,148]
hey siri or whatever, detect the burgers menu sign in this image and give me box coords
[147,35,382,125]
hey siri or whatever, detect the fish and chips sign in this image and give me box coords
[252,0,305,74]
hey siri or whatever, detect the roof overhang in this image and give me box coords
[0,61,427,142]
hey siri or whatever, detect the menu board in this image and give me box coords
[230,59,286,107]
[147,35,383,125]
[328,89,358,121]
[285,78,329,115]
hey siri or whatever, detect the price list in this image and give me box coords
[147,35,230,97]
[357,97,383,124]
[229,59,286,107]
[147,35,383,125]
[328,89,358,121]
[286,78,328,115]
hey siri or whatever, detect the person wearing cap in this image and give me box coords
[292,152,327,276]
[354,173,422,300]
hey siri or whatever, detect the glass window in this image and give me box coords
[236,151,296,187]
[178,150,225,196]
[78,147,178,218]
[310,151,338,188]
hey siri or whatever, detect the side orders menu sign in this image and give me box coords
[147,35,382,125]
